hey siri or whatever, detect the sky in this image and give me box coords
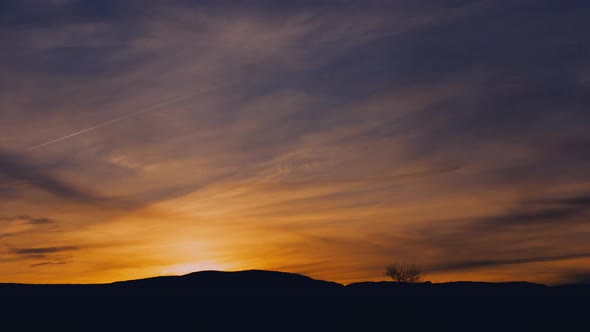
[1,0,590,285]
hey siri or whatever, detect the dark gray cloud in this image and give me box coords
[0,215,54,224]
[377,192,590,274]
[464,192,590,231]
[0,148,104,203]
[0,0,145,28]
[384,1,590,83]
[12,246,79,255]
[30,260,71,268]
[0,215,57,240]
[475,193,590,229]
[430,252,590,273]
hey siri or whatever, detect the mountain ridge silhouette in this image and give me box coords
[1,269,589,296]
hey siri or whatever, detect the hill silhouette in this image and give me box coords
[110,269,343,296]
[1,269,589,296]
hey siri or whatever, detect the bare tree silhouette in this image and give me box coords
[385,263,423,283]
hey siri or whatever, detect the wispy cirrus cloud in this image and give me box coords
[0,215,54,224]
[0,148,103,203]
[0,215,57,240]
[12,246,79,255]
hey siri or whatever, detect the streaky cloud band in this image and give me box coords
[26,83,229,151]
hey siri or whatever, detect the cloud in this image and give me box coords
[474,193,590,229]
[430,252,590,273]
[0,215,58,240]
[30,260,71,268]
[0,215,54,224]
[12,246,79,255]
[0,148,105,204]
[370,191,590,277]
[0,0,144,29]
[8,246,76,268]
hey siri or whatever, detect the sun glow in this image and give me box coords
[160,261,232,276]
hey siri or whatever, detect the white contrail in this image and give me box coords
[26,84,226,151]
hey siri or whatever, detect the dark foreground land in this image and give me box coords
[1,270,589,296]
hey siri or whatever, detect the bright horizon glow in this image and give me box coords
[160,262,233,276]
